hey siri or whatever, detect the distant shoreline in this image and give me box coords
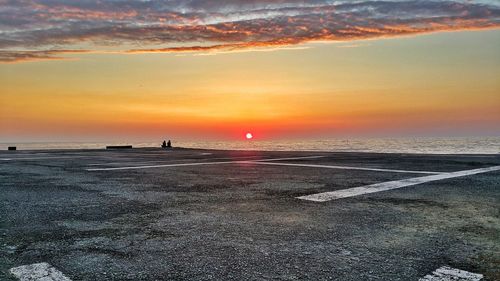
[1,137,499,155]
[1,146,498,156]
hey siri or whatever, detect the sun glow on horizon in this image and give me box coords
[1,29,499,141]
[246,133,253,140]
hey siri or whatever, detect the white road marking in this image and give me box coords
[250,162,441,174]
[87,155,265,166]
[297,165,500,202]
[419,266,483,281]
[10,262,72,281]
[254,156,325,162]
[455,155,497,158]
[88,161,160,166]
[86,156,325,171]
[1,156,89,161]
[87,160,240,171]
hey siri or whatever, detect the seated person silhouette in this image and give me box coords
[167,140,172,148]
[161,140,167,148]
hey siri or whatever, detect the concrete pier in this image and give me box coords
[1,148,499,280]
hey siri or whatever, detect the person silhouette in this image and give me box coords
[167,140,172,148]
[161,140,167,148]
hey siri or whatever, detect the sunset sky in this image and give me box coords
[1,0,499,142]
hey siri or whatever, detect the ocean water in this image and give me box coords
[1,137,499,154]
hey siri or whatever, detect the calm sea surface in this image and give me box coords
[1,137,499,154]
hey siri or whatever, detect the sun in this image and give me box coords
[245,132,253,140]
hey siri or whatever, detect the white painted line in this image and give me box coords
[448,154,498,158]
[87,155,265,166]
[88,161,160,166]
[10,262,72,281]
[250,162,441,174]
[86,156,325,171]
[87,160,239,171]
[297,165,500,202]
[1,156,89,161]
[254,156,325,162]
[419,266,483,281]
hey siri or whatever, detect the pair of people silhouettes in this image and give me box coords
[161,140,172,149]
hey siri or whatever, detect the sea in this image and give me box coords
[1,137,499,154]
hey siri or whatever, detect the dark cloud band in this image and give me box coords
[0,0,499,62]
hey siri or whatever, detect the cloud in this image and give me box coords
[0,49,89,63]
[0,0,499,62]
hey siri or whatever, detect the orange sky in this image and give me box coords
[1,1,500,142]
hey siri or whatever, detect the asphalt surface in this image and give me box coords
[1,148,499,280]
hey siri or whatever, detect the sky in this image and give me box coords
[0,0,499,142]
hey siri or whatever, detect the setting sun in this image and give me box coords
[246,133,253,140]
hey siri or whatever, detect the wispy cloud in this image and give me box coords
[0,49,89,63]
[1,0,499,62]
